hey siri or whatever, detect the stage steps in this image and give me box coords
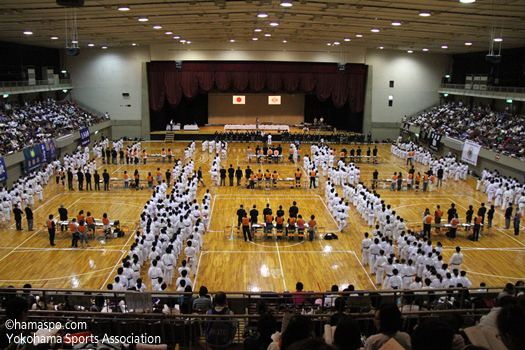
[164,131,174,142]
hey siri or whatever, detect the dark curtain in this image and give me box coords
[150,93,208,131]
[147,61,367,112]
[304,94,363,132]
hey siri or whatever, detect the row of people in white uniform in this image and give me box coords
[202,140,228,159]
[112,160,211,291]
[479,169,525,214]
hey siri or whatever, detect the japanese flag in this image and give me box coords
[233,95,245,104]
[268,96,281,105]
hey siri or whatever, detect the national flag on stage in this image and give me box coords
[268,96,281,105]
[233,95,245,104]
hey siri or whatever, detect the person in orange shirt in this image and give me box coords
[297,215,305,230]
[309,169,316,189]
[435,205,443,232]
[415,172,421,192]
[142,150,147,164]
[167,148,173,163]
[77,220,91,248]
[86,211,96,235]
[156,168,162,184]
[134,170,140,188]
[161,148,166,163]
[297,148,301,162]
[77,210,85,223]
[241,214,252,242]
[123,171,129,188]
[249,172,256,191]
[448,214,459,239]
[423,172,429,192]
[308,215,316,241]
[407,173,413,190]
[47,214,56,246]
[102,213,111,238]
[287,216,297,239]
[256,170,263,189]
[391,172,397,191]
[147,172,154,189]
[295,168,302,188]
[265,213,274,237]
[423,209,433,238]
[54,168,60,185]
[275,216,284,238]
[429,174,435,192]
[272,170,279,189]
[265,170,271,189]
[69,218,78,248]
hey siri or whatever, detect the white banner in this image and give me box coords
[462,140,482,166]
[233,95,245,104]
[268,96,281,105]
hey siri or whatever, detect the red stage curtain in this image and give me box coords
[147,61,367,112]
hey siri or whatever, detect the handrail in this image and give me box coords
[0,79,71,88]
[439,83,525,94]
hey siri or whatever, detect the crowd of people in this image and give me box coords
[0,98,104,155]
[408,102,525,159]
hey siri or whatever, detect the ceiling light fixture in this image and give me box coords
[344,38,351,41]
[407,50,414,53]
[422,48,429,51]
[356,34,363,37]
[334,41,340,45]
[493,37,503,42]
[391,21,402,26]
[441,45,448,49]
[61,70,67,73]
[118,5,130,11]
[138,16,148,22]
[253,37,258,40]
[180,39,186,43]
[153,25,162,29]
[465,41,473,45]
[270,22,279,26]
[283,40,287,43]
[173,36,180,39]
[23,30,33,35]
[379,46,384,49]
[254,28,262,32]
[419,11,431,17]
[102,46,107,49]
[280,1,293,7]
[88,43,94,47]
[72,40,78,43]
[50,36,58,40]
[257,13,268,18]
[459,0,476,3]
[132,43,137,46]
[265,33,271,36]
[230,39,235,42]
[371,28,380,33]
[187,41,191,44]
[165,31,172,35]
[327,43,331,46]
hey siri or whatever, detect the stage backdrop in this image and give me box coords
[208,93,304,125]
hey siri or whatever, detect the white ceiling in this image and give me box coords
[1,0,524,54]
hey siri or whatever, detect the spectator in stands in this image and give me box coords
[205,292,237,349]
[0,297,29,349]
[269,314,314,350]
[287,338,336,350]
[496,304,525,350]
[333,315,362,350]
[479,296,516,328]
[243,313,277,350]
[499,283,516,299]
[193,286,213,311]
[292,282,307,308]
[411,319,454,350]
[324,285,340,308]
[364,303,411,350]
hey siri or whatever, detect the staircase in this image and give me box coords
[165,131,174,143]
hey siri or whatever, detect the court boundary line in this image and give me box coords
[351,251,377,290]
[275,241,287,291]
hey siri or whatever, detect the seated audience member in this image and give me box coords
[411,319,454,350]
[496,304,525,350]
[205,292,237,349]
[193,286,213,311]
[243,313,277,350]
[287,338,337,350]
[364,303,411,350]
[268,314,314,350]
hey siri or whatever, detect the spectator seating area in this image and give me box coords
[408,102,525,159]
[1,285,523,349]
[0,99,104,155]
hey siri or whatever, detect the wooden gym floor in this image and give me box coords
[0,142,523,292]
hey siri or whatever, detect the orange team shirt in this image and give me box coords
[168,151,172,156]
[77,224,86,233]
[250,174,255,181]
[161,151,166,156]
[424,174,429,181]
[289,148,293,154]
[156,171,161,177]
[276,217,284,224]
[134,173,139,179]
[69,223,77,232]
[310,171,316,177]
[103,217,110,225]
[451,218,459,227]
[475,216,482,225]
[257,173,263,179]
[430,175,435,182]
[242,217,250,226]
[391,175,397,181]
[425,215,432,224]
[340,152,345,157]
[77,214,84,222]
[266,215,273,223]
[272,173,279,179]
[297,150,301,154]
[397,175,402,180]
[308,219,316,227]
[416,175,421,182]
[265,172,271,179]
[332,150,336,156]
[86,216,94,225]
[289,218,297,225]
[274,150,279,155]
[435,210,443,218]
[408,174,413,180]
[124,174,129,180]
[54,169,58,176]
[295,171,302,178]
[143,152,147,157]
[267,149,273,155]
[47,220,54,228]
[297,218,305,226]
[148,175,153,182]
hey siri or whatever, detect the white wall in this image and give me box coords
[64,46,151,139]
[364,49,450,140]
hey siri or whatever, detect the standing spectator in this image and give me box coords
[13,205,23,231]
[505,204,513,229]
[93,170,101,190]
[228,164,235,186]
[514,211,522,236]
[364,303,411,350]
[24,205,33,231]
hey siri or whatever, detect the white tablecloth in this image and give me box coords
[183,125,199,131]
[167,125,181,131]
[224,124,289,132]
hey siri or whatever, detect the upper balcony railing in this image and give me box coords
[439,83,525,101]
[0,79,73,95]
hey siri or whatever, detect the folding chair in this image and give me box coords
[224,225,232,240]
[276,228,284,240]
[297,228,305,241]
[265,225,275,240]
[286,226,296,240]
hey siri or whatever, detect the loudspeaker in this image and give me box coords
[56,0,84,7]
[65,47,80,56]
[176,60,182,71]
[122,93,130,97]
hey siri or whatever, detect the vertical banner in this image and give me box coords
[268,96,281,105]
[49,140,57,159]
[429,132,442,151]
[0,158,7,182]
[23,146,42,173]
[462,140,482,166]
[79,128,90,146]
[39,143,48,164]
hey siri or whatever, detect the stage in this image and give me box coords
[150,125,361,141]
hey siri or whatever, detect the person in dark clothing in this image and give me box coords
[236,205,246,227]
[103,169,110,191]
[465,205,474,226]
[58,204,68,231]
[77,170,84,191]
[111,148,117,164]
[249,205,259,225]
[505,204,513,229]
[219,166,226,186]
[166,169,171,187]
[24,206,33,231]
[372,169,379,189]
[13,205,23,231]
[477,203,487,225]
[245,166,252,183]
[85,171,92,190]
[276,205,285,218]
[289,202,299,218]
[228,165,235,186]
[67,169,74,190]
[372,146,378,163]
[93,170,101,190]
[235,166,243,186]
[47,214,56,246]
[263,203,272,217]
[487,205,495,228]
[119,149,124,164]
[447,203,457,223]
[105,148,111,163]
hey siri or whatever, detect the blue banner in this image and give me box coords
[39,143,48,164]
[49,140,57,159]
[0,158,7,182]
[80,127,90,146]
[23,146,42,173]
